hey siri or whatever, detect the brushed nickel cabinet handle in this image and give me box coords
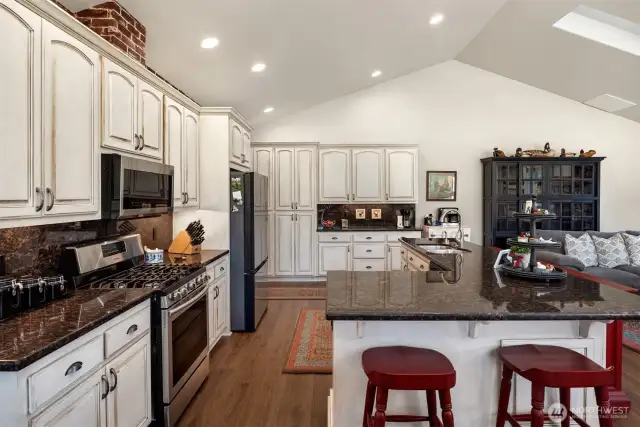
[126,324,138,335]
[45,188,54,211]
[291,202,294,209]
[366,249,372,253]
[366,237,372,240]
[65,361,83,376]
[332,237,338,240]
[291,214,294,221]
[366,266,372,269]
[109,368,118,392]
[35,187,44,212]
[347,194,350,201]
[101,375,109,399]
[134,134,140,150]
[139,134,145,150]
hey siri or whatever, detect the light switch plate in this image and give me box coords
[356,209,366,219]
[371,209,382,219]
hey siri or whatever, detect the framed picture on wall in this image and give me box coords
[427,171,457,201]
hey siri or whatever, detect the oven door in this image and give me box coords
[161,286,209,403]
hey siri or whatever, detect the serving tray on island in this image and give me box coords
[506,238,561,249]
[500,264,568,282]
[512,212,557,220]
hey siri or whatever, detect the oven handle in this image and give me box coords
[168,286,209,319]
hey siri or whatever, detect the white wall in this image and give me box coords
[254,60,640,244]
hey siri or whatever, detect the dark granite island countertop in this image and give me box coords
[0,288,154,371]
[326,242,640,321]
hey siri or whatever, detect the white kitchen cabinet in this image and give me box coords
[295,212,315,275]
[184,109,199,207]
[213,274,228,340]
[253,147,273,210]
[0,0,42,219]
[385,148,418,202]
[42,22,100,217]
[387,244,403,271]
[229,120,244,166]
[274,148,295,210]
[137,80,163,159]
[294,148,316,210]
[318,244,351,276]
[352,149,384,202]
[104,336,152,427]
[102,58,163,160]
[242,130,252,170]
[30,370,106,427]
[207,281,215,350]
[164,98,184,209]
[319,148,351,202]
[275,212,296,276]
[268,212,275,276]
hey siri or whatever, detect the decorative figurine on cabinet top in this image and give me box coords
[560,148,578,158]
[493,148,506,158]
[580,149,597,158]
[522,142,556,158]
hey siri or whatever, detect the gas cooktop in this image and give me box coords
[88,263,203,291]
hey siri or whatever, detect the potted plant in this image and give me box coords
[510,245,531,270]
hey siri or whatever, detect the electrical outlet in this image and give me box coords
[371,209,382,219]
[355,209,366,219]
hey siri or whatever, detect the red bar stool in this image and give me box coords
[496,344,616,427]
[361,346,456,427]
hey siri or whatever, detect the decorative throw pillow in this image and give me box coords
[622,233,640,267]
[591,234,630,268]
[565,234,598,268]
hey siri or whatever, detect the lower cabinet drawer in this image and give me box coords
[352,243,385,259]
[407,252,429,272]
[28,335,104,413]
[318,233,351,243]
[213,259,228,279]
[352,258,386,271]
[104,306,150,358]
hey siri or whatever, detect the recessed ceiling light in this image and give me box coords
[584,94,637,113]
[371,70,382,78]
[252,63,267,72]
[263,106,274,113]
[200,37,219,49]
[429,13,444,26]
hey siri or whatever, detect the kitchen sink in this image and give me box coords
[416,244,471,254]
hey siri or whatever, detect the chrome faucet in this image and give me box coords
[440,208,463,248]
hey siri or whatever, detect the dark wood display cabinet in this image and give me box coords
[481,157,605,248]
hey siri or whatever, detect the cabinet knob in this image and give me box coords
[410,257,414,261]
[419,265,424,270]
[366,249,372,253]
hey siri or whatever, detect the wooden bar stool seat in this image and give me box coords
[496,344,616,427]
[362,346,456,427]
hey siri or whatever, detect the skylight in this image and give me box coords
[553,5,640,58]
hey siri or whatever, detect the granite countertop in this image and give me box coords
[0,288,154,371]
[317,226,422,232]
[326,242,640,321]
[163,249,229,265]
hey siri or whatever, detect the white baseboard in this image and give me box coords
[266,276,326,283]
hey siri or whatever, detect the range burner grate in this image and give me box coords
[89,263,202,290]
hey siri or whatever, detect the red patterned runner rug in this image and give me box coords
[283,308,332,374]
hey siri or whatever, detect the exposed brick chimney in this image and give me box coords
[75,1,146,63]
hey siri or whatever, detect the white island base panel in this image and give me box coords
[332,320,606,427]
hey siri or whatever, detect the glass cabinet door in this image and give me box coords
[547,201,595,231]
[520,164,543,196]
[550,163,595,196]
[496,202,518,233]
[496,164,518,197]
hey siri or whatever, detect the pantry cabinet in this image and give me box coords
[275,147,316,211]
[165,98,199,209]
[102,59,163,161]
[319,148,351,202]
[42,21,100,217]
[275,212,296,276]
[0,0,43,219]
[229,118,252,170]
[295,212,315,275]
[352,149,384,202]
[253,147,274,210]
[274,212,315,276]
[385,148,418,202]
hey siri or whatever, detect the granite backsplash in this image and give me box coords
[317,204,416,229]
[0,215,173,277]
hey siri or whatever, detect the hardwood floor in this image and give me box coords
[177,298,640,427]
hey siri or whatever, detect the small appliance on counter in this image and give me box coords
[438,207,460,224]
[396,208,416,229]
[168,220,205,254]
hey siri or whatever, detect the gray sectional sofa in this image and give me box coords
[536,230,640,290]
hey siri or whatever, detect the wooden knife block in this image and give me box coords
[168,231,201,255]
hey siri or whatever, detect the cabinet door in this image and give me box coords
[229,120,244,166]
[352,149,384,202]
[318,244,350,276]
[164,98,184,208]
[184,109,199,207]
[214,275,227,340]
[295,148,316,210]
[253,147,273,210]
[207,283,215,350]
[385,149,417,202]
[137,80,163,160]
[268,212,275,276]
[42,22,100,216]
[30,370,106,427]
[275,213,295,275]
[274,148,295,210]
[102,58,137,153]
[319,149,350,202]
[242,130,252,169]
[387,244,402,271]
[295,212,315,275]
[0,0,42,219]
[105,336,152,427]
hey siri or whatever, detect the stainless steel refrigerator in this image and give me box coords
[230,171,269,331]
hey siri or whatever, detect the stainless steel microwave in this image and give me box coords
[101,154,174,219]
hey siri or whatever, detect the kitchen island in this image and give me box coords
[326,241,640,427]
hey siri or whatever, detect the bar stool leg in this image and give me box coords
[363,381,376,427]
[373,387,388,427]
[530,384,545,427]
[426,391,441,427]
[495,366,513,427]
[438,389,454,427]
[559,388,571,427]
[595,386,614,427]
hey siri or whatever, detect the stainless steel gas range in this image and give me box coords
[61,234,212,427]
